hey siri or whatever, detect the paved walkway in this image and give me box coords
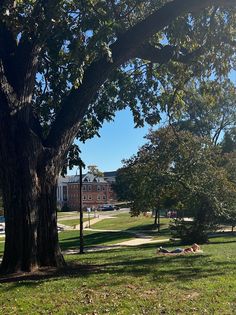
[57,214,117,231]
[62,238,170,255]
[115,237,170,246]
[76,215,116,229]
[58,212,171,251]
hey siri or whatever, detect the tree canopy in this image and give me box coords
[115,127,236,240]
[170,80,236,143]
[1,0,236,152]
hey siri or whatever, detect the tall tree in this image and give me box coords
[170,80,236,143]
[221,128,236,153]
[0,0,235,273]
[115,128,236,241]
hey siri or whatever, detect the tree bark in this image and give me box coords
[37,172,65,268]
[0,104,65,273]
[154,209,158,229]
[153,209,161,232]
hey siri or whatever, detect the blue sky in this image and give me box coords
[68,71,236,175]
[69,109,154,174]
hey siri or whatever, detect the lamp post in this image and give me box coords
[78,158,85,254]
[87,207,91,228]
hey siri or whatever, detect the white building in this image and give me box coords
[57,176,70,209]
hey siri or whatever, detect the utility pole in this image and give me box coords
[78,159,85,254]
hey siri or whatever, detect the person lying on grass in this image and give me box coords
[157,243,201,254]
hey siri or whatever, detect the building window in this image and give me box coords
[97,195,101,200]
[102,186,106,191]
[88,195,92,200]
[88,185,92,191]
[103,195,106,200]
[82,186,87,191]
[97,185,101,191]
[83,195,87,200]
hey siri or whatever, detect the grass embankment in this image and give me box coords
[0,235,236,314]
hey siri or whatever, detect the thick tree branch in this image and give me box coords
[134,44,176,64]
[133,43,205,64]
[0,22,17,59]
[45,0,236,153]
[0,21,18,94]
[15,0,59,96]
[0,60,17,111]
[3,0,59,129]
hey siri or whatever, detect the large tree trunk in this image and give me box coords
[37,170,65,267]
[0,110,65,274]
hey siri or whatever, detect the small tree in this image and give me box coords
[87,165,103,177]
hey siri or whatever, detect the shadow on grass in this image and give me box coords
[60,231,132,250]
[1,231,235,287]
[125,222,168,232]
[0,250,232,290]
[208,233,236,244]
[2,239,235,289]
[59,227,172,251]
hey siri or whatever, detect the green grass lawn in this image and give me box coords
[1,213,236,314]
[0,230,134,257]
[59,218,88,227]
[0,212,170,256]
[92,212,171,239]
[57,211,78,217]
[59,230,134,250]
[0,238,4,256]
[0,235,236,314]
[92,212,170,230]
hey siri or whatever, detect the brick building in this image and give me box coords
[57,171,117,210]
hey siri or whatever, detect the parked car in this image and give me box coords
[98,204,115,211]
[0,224,5,234]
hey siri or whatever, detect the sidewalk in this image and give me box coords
[115,237,170,246]
[60,213,171,249]
[75,215,116,229]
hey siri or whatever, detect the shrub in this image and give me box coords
[170,219,210,244]
[61,204,71,212]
